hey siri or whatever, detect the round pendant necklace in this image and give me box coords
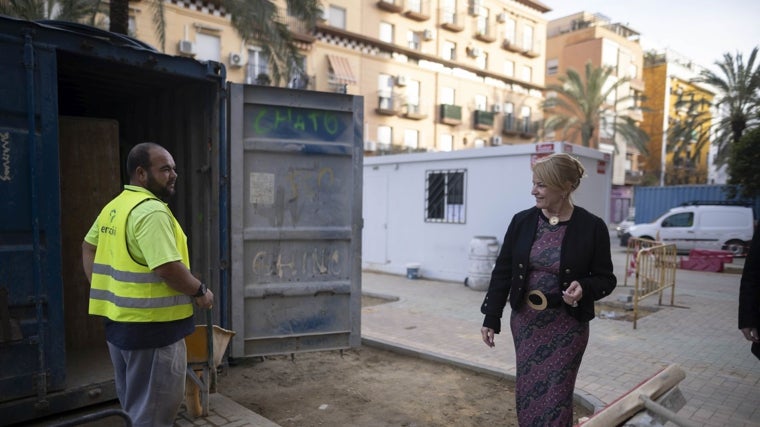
[549,216,560,226]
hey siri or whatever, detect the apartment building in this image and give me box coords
[641,49,715,186]
[545,12,645,188]
[124,0,550,154]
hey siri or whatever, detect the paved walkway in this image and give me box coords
[85,243,759,427]
[360,245,760,427]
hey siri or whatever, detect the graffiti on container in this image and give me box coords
[0,132,10,182]
[248,106,348,141]
[251,247,342,278]
[286,166,334,201]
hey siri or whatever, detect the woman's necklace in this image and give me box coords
[545,204,573,226]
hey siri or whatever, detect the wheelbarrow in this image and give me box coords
[184,310,235,418]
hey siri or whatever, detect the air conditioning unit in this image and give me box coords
[228,52,244,68]
[468,47,482,58]
[496,12,507,23]
[395,75,408,86]
[422,29,434,41]
[490,136,503,146]
[178,40,196,56]
[364,140,377,151]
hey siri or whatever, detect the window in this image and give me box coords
[503,60,514,77]
[546,58,558,75]
[441,0,456,24]
[520,106,531,132]
[476,51,488,69]
[522,25,534,51]
[379,22,394,43]
[662,213,693,228]
[503,17,516,44]
[246,47,269,84]
[407,0,423,14]
[327,5,346,29]
[602,40,619,73]
[404,129,419,149]
[474,95,487,111]
[195,33,220,61]
[426,170,466,224]
[476,7,489,35]
[407,30,421,50]
[439,134,453,151]
[406,80,421,113]
[442,40,456,60]
[504,102,514,129]
[378,74,394,109]
[521,65,532,82]
[377,125,392,147]
[440,86,455,105]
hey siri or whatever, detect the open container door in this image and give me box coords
[227,84,363,357]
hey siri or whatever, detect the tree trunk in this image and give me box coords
[110,0,130,35]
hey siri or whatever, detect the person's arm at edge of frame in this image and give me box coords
[82,241,96,284]
[739,230,760,343]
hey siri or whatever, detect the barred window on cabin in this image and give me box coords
[425,169,466,223]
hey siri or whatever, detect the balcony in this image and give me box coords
[440,10,464,32]
[402,103,428,120]
[403,0,430,21]
[519,120,540,139]
[625,169,644,185]
[376,92,401,115]
[501,39,520,53]
[474,110,495,130]
[439,104,462,125]
[474,24,496,43]
[502,116,519,136]
[377,0,404,13]
[283,15,315,44]
[630,77,645,91]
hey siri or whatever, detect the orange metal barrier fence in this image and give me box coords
[631,242,678,329]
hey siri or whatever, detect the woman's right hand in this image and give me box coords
[481,327,495,348]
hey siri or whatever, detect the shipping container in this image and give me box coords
[0,16,363,424]
[633,185,759,224]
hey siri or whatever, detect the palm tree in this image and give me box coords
[665,93,713,184]
[2,0,322,87]
[543,62,649,155]
[694,47,760,166]
[0,0,102,23]
[108,0,321,86]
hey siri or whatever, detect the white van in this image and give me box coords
[625,202,755,255]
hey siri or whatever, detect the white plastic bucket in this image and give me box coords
[466,236,499,291]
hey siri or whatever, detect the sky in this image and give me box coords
[543,0,760,72]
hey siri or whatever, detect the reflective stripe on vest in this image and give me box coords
[89,188,193,322]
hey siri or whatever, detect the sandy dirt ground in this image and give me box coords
[219,345,593,427]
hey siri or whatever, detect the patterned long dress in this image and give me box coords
[510,214,589,427]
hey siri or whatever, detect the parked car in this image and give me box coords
[624,202,754,255]
[616,214,635,237]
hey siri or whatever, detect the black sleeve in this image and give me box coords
[739,230,760,330]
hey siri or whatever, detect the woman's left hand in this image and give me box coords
[562,281,583,307]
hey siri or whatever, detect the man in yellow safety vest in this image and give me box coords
[82,142,213,427]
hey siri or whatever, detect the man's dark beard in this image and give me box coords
[146,172,174,201]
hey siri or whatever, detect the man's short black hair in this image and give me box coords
[126,142,163,178]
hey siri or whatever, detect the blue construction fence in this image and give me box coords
[633,185,760,224]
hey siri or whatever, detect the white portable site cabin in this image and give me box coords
[362,142,613,282]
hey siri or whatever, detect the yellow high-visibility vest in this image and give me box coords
[89,189,193,322]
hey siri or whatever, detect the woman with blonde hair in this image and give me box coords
[480,153,616,426]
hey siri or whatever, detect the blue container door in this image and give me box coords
[0,35,65,401]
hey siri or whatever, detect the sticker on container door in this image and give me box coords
[250,172,275,205]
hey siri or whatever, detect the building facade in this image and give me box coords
[545,11,645,188]
[125,0,551,154]
[641,49,715,186]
